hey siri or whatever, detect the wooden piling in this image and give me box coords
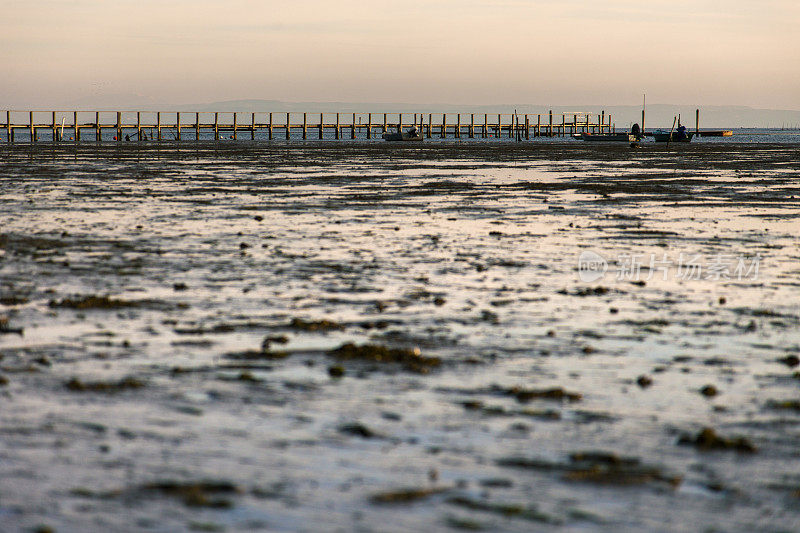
[470,114,474,138]
[442,114,446,138]
[383,113,387,133]
[319,113,324,139]
[456,114,461,138]
[157,112,162,141]
[497,114,501,137]
[176,112,181,141]
[548,110,553,137]
[252,112,256,140]
[74,111,79,141]
[351,113,355,139]
[696,109,700,136]
[525,115,530,140]
[116,112,122,141]
[6,111,10,143]
[302,113,307,140]
[536,115,540,137]
[336,113,340,139]
[195,112,199,140]
[214,112,219,140]
[96,111,101,141]
[51,111,58,141]
[285,113,290,140]
[29,111,34,142]
[483,114,488,138]
[269,112,273,140]
[367,113,372,139]
[399,113,403,133]
[233,113,238,140]
[600,111,605,133]
[427,114,432,138]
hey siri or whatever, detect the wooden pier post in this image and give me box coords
[95,111,101,141]
[351,113,356,139]
[29,111,35,142]
[269,112,273,140]
[496,114,501,137]
[442,114,446,138]
[469,114,474,138]
[586,114,590,134]
[483,114,488,138]
[320,113,324,139]
[176,112,181,141]
[383,113,387,133]
[399,113,403,133]
[427,114,432,138]
[335,113,340,139]
[214,112,219,140]
[302,113,307,140]
[561,114,565,137]
[285,113,290,140]
[696,109,700,136]
[233,113,238,140]
[6,111,10,143]
[116,112,122,141]
[600,111,605,133]
[157,112,162,141]
[252,112,256,140]
[367,113,372,139]
[135,111,140,140]
[195,112,199,140]
[525,115,530,140]
[548,110,553,137]
[52,111,57,141]
[74,111,79,142]
[536,115,541,137]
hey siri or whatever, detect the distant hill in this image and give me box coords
[43,97,800,129]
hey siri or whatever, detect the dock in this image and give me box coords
[1,110,617,143]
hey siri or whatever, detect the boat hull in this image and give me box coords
[579,133,638,142]
[653,132,693,142]
[382,132,423,142]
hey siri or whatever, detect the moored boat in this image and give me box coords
[579,132,638,142]
[382,127,423,142]
[652,129,693,142]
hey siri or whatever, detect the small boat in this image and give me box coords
[652,129,693,142]
[382,127,423,142]
[579,132,639,143]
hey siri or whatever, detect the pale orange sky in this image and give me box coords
[3,0,799,109]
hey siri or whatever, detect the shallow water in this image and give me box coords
[1,141,800,532]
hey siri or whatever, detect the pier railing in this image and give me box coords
[1,110,614,143]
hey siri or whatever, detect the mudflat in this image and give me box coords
[1,141,799,532]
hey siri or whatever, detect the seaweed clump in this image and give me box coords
[369,486,450,504]
[66,376,145,392]
[496,451,682,487]
[677,427,756,453]
[49,295,142,310]
[327,343,441,374]
[498,385,582,403]
[288,318,344,332]
[141,480,240,508]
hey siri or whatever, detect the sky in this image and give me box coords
[2,0,799,110]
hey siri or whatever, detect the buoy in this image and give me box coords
[113,136,117,140]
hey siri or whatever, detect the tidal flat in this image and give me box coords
[1,141,799,532]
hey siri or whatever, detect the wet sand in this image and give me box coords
[1,141,800,532]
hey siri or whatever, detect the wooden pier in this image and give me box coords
[1,110,616,143]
